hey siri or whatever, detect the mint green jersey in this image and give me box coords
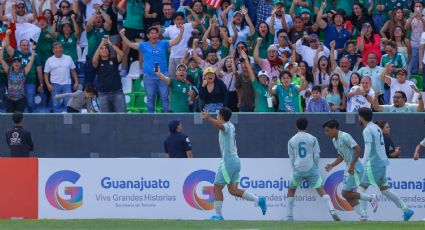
[333,131,363,172]
[420,138,425,147]
[288,132,320,172]
[219,122,239,161]
[363,122,389,167]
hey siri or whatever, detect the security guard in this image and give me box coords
[5,112,34,157]
[164,120,193,158]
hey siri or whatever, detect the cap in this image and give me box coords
[299,8,311,15]
[12,57,21,62]
[203,67,215,76]
[267,44,278,52]
[309,33,319,41]
[168,120,181,133]
[397,69,408,75]
[233,11,243,17]
[273,0,284,6]
[176,63,187,71]
[16,0,25,6]
[258,70,269,78]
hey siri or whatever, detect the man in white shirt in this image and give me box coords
[295,34,330,68]
[44,42,78,112]
[347,76,375,112]
[163,10,199,78]
[381,66,418,103]
[265,0,292,44]
[357,53,385,104]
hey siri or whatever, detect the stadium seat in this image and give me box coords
[121,77,133,94]
[127,61,141,79]
[124,93,137,112]
[410,74,423,91]
[132,78,145,93]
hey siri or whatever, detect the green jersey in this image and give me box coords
[219,122,239,161]
[288,131,320,172]
[186,67,203,87]
[87,26,109,58]
[333,131,362,172]
[363,122,389,168]
[169,79,191,112]
[57,33,78,63]
[36,28,55,65]
[13,50,41,85]
[123,0,145,29]
[252,79,274,112]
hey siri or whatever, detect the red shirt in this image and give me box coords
[357,34,382,66]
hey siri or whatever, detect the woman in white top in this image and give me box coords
[216,54,238,112]
[221,4,255,46]
[392,25,411,63]
[312,46,331,89]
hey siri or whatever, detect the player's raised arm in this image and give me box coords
[201,110,225,131]
[325,156,343,172]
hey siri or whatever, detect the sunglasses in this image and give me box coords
[331,78,339,81]
[393,96,402,99]
[13,59,21,63]
[61,5,70,9]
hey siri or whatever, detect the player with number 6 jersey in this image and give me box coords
[286,117,340,222]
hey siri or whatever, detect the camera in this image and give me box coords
[239,57,245,63]
[154,62,159,72]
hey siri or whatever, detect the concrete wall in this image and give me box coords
[0,113,423,158]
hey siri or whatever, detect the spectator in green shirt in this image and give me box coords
[35,16,55,67]
[85,5,112,86]
[251,21,274,59]
[52,14,80,65]
[155,64,194,113]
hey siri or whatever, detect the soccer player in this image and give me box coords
[322,119,378,221]
[357,108,414,221]
[201,108,267,220]
[286,117,340,221]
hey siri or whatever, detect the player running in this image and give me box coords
[357,108,414,221]
[201,107,267,220]
[322,119,378,221]
[413,137,425,160]
[286,117,340,221]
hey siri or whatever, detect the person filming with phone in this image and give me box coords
[120,25,184,113]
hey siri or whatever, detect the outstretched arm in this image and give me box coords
[201,111,225,131]
[119,29,139,50]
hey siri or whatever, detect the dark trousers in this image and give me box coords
[5,97,26,113]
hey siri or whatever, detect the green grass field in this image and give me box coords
[0,220,424,230]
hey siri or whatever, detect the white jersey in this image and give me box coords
[219,122,239,161]
[288,132,320,172]
[420,138,425,147]
[363,122,389,167]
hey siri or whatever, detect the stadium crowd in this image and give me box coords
[0,0,424,113]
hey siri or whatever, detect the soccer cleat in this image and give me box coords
[287,216,294,222]
[403,209,414,221]
[209,215,224,221]
[258,196,267,215]
[330,210,341,221]
[370,194,378,213]
[359,216,368,221]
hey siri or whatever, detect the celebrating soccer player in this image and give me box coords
[201,108,267,220]
[286,117,340,221]
[322,119,378,221]
[357,108,414,221]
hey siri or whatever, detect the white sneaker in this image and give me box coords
[330,210,341,221]
[370,194,378,213]
[360,216,368,221]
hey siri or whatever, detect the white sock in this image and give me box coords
[287,197,294,218]
[353,204,366,217]
[242,191,259,203]
[359,193,372,201]
[214,201,223,216]
[322,194,335,211]
[382,189,408,212]
[358,187,368,215]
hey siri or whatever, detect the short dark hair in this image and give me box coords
[311,85,322,93]
[296,117,308,130]
[322,119,339,129]
[219,107,232,122]
[12,112,23,124]
[173,12,185,21]
[358,107,373,122]
[146,26,159,35]
[347,40,355,47]
[394,90,407,101]
[84,82,97,94]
